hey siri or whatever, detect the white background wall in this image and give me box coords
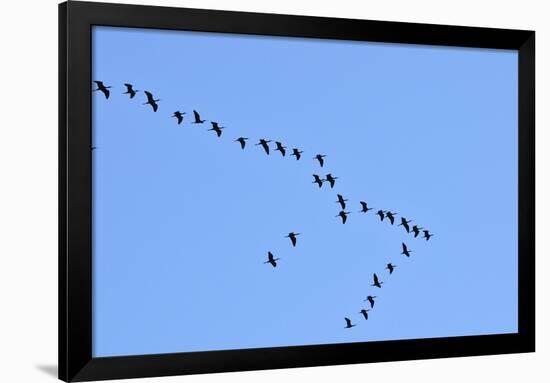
[0,0,546,381]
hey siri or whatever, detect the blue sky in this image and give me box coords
[92,26,518,357]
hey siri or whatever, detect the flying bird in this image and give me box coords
[172,111,186,125]
[290,148,303,160]
[256,139,271,155]
[344,317,356,329]
[423,230,434,241]
[371,273,383,288]
[314,154,326,167]
[376,210,386,221]
[312,174,324,188]
[359,309,370,320]
[336,210,350,224]
[385,211,397,225]
[192,110,206,124]
[93,81,111,99]
[235,137,248,149]
[325,174,338,188]
[386,263,397,274]
[364,295,376,308]
[359,201,373,213]
[143,91,160,112]
[285,232,301,247]
[264,251,280,268]
[336,194,348,210]
[401,242,412,257]
[208,122,224,137]
[122,83,138,98]
[398,217,412,233]
[274,141,287,157]
[411,225,423,238]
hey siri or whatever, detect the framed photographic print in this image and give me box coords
[59,1,535,381]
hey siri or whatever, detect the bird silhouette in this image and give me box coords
[208,122,224,137]
[376,210,386,221]
[93,81,111,99]
[143,91,160,112]
[336,194,348,210]
[285,232,301,247]
[256,139,271,155]
[172,111,186,125]
[344,317,356,329]
[325,174,338,188]
[235,137,248,149]
[398,217,412,233]
[290,148,303,160]
[359,201,373,213]
[264,251,280,268]
[386,263,397,274]
[336,210,351,224]
[371,273,383,288]
[401,242,412,257]
[312,174,324,188]
[411,225,423,238]
[192,110,206,124]
[314,154,326,167]
[359,309,370,320]
[423,230,434,241]
[364,295,376,308]
[274,141,287,157]
[385,211,397,225]
[123,83,138,98]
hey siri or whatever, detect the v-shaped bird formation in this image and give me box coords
[93,80,436,330]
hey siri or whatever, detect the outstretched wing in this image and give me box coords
[193,110,201,122]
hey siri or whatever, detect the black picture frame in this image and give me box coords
[59,1,535,381]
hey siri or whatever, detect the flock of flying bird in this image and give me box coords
[93,80,436,330]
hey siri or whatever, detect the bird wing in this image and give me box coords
[144,91,153,102]
[104,88,110,99]
[291,236,297,246]
[319,157,324,167]
[124,83,132,91]
[152,103,158,112]
[345,318,352,326]
[342,214,347,224]
[193,110,201,121]
[373,273,379,284]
